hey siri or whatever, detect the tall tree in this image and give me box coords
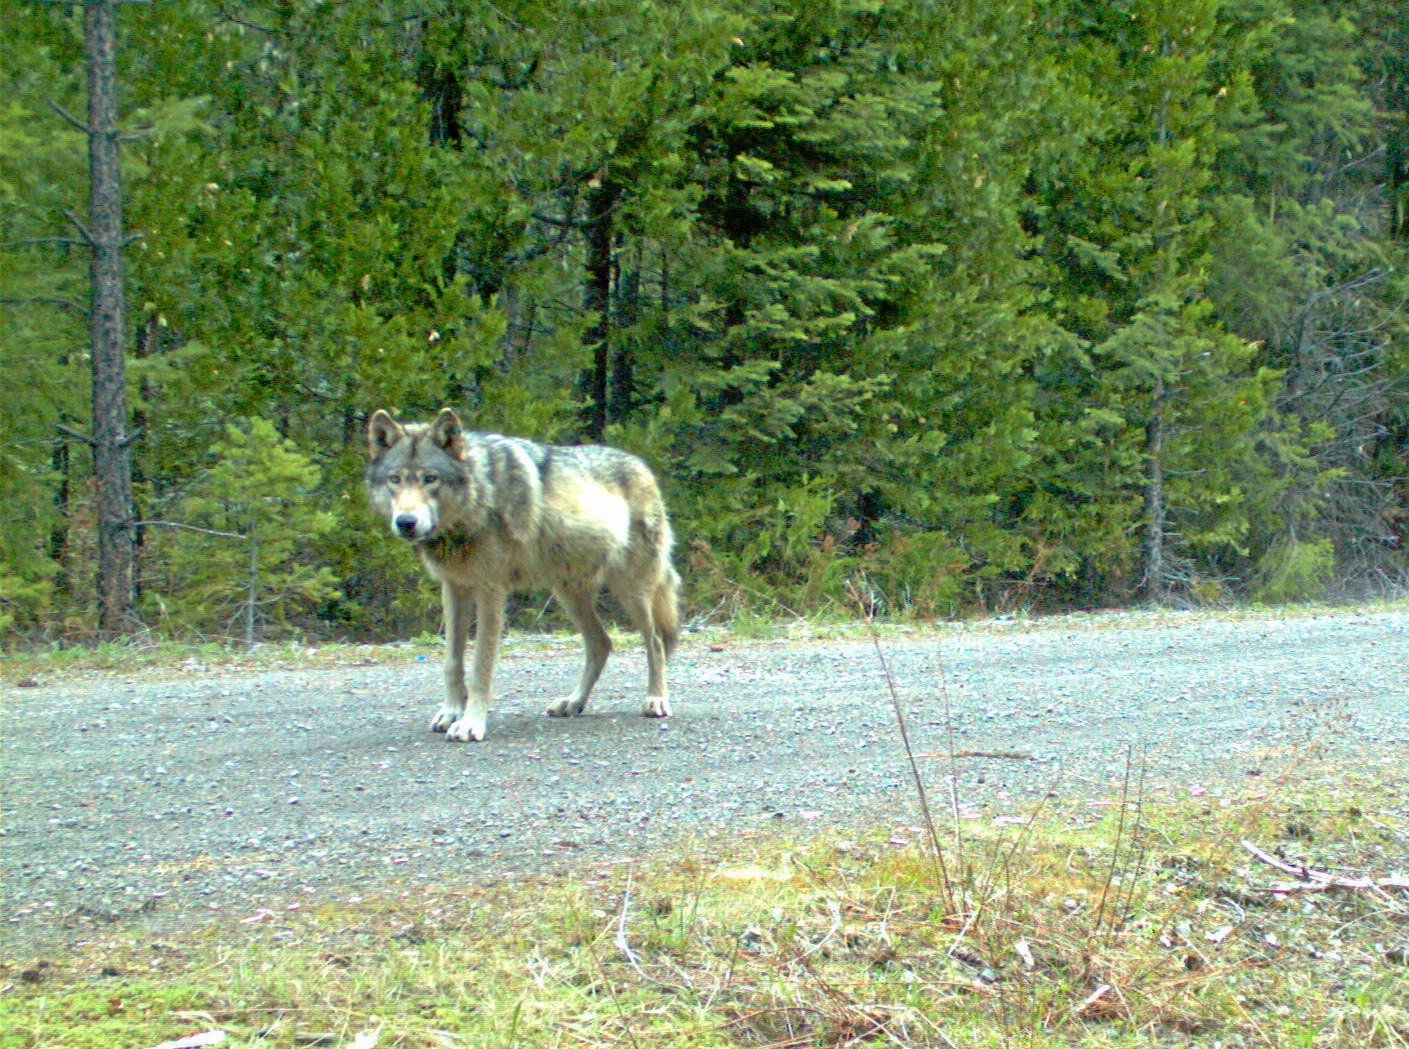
[79,0,139,632]
[637,0,951,601]
[1032,0,1273,603]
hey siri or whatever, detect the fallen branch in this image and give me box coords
[916,750,1039,761]
[1241,839,1409,897]
[615,866,646,978]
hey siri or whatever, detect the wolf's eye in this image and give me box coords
[421,472,439,486]
[387,471,403,485]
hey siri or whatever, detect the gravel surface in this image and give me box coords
[3,608,1406,955]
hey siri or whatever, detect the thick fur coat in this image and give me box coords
[365,408,680,741]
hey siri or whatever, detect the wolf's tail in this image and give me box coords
[655,565,681,658]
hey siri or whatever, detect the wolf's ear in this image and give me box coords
[367,410,403,459]
[429,407,465,458]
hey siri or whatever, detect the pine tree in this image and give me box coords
[1031,0,1274,602]
[151,419,339,642]
[628,0,951,606]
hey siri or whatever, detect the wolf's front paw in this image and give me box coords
[430,707,460,733]
[642,695,671,718]
[546,695,587,718]
[445,715,485,742]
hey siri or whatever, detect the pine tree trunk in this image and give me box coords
[610,264,639,421]
[50,425,70,584]
[86,0,137,634]
[583,178,619,441]
[244,522,259,648]
[1143,377,1168,604]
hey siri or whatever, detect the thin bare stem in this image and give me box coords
[848,578,955,913]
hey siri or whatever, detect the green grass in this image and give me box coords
[4,765,1405,1049]
[0,635,441,683]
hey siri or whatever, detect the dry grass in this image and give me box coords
[3,763,1405,1049]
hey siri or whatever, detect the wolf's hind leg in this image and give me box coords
[613,580,671,718]
[547,585,611,717]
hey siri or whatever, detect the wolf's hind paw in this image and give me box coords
[546,696,587,717]
[642,696,670,718]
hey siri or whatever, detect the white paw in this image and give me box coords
[546,696,587,718]
[429,708,460,733]
[642,696,671,718]
[445,715,485,742]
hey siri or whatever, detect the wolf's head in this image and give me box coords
[365,408,468,542]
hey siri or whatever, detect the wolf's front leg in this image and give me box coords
[444,590,504,742]
[432,582,476,737]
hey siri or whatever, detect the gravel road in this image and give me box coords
[3,608,1406,955]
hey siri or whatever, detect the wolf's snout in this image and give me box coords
[394,514,420,538]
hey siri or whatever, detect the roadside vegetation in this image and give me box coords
[3,749,1404,1047]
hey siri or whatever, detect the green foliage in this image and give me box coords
[1251,536,1336,603]
[2,0,1406,639]
[0,9,88,636]
[146,419,339,640]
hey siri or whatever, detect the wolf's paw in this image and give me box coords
[429,708,460,733]
[546,696,587,718]
[445,715,485,742]
[642,696,671,718]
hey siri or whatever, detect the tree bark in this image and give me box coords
[583,177,619,441]
[86,0,138,633]
[244,521,259,649]
[1143,376,1168,604]
[610,264,639,422]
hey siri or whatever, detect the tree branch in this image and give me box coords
[0,295,89,315]
[56,424,96,447]
[48,100,90,133]
[134,520,246,540]
[1241,839,1409,897]
[2,236,89,250]
[61,209,96,247]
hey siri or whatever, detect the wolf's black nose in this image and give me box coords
[394,514,419,537]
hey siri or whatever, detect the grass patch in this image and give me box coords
[4,769,1405,1048]
[0,636,441,683]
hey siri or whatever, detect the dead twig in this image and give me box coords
[615,866,647,978]
[1241,839,1409,901]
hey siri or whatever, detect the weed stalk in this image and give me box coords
[848,578,956,915]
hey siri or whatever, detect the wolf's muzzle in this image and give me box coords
[394,514,421,539]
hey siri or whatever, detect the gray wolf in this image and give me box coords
[364,408,680,741]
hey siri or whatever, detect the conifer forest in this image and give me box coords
[3,0,1407,642]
